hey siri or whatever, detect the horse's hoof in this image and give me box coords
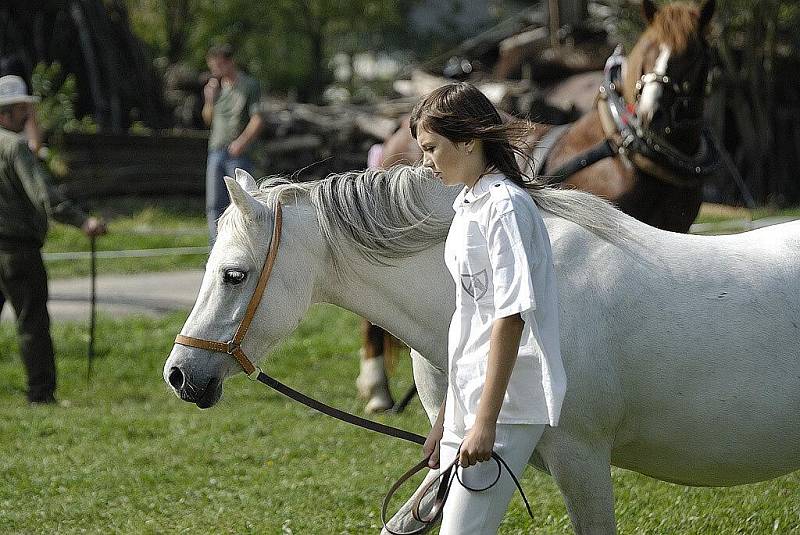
[357,352,389,401]
[365,392,394,413]
[356,374,372,400]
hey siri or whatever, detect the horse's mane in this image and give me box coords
[647,2,701,53]
[220,166,639,270]
[226,166,453,269]
[624,2,703,102]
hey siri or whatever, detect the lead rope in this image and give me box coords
[255,368,535,535]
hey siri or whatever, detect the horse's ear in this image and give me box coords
[234,168,258,193]
[699,0,715,32]
[642,0,657,24]
[224,176,264,220]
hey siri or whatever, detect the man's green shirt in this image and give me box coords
[208,72,264,158]
[0,126,87,250]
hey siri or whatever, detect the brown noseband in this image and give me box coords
[174,201,284,378]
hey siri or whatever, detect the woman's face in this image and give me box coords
[416,126,482,188]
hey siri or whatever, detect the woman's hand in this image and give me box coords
[459,422,496,467]
[424,420,444,469]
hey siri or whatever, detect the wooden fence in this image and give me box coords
[53,130,370,199]
[54,132,209,198]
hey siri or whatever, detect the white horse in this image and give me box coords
[164,166,800,533]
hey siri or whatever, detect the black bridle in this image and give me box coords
[545,45,720,186]
[633,40,711,137]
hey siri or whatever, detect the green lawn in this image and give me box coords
[43,196,208,278]
[1,305,798,534]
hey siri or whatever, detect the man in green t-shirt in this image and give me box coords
[0,75,106,404]
[202,44,266,243]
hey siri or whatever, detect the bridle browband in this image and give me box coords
[172,200,535,533]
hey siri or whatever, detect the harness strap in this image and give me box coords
[545,138,619,185]
[528,124,570,178]
[597,69,720,187]
[232,203,283,347]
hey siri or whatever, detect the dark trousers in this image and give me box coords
[206,148,254,245]
[0,247,56,401]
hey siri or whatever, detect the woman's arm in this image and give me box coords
[459,313,525,467]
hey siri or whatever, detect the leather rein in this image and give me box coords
[173,201,534,534]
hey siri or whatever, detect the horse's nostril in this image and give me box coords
[168,367,185,390]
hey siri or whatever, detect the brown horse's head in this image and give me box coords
[624,0,715,154]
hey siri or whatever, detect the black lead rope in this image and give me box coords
[256,370,425,445]
[381,447,535,535]
[254,370,534,534]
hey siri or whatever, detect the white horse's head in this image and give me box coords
[163,169,321,408]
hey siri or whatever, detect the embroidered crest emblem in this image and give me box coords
[461,270,488,301]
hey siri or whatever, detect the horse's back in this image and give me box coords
[549,217,800,486]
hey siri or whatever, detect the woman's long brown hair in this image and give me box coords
[409,82,543,190]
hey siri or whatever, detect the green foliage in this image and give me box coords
[124,0,417,101]
[30,63,96,136]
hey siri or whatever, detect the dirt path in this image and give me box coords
[0,270,204,323]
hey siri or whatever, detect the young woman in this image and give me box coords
[410,82,566,534]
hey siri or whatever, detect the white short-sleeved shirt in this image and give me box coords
[443,173,566,432]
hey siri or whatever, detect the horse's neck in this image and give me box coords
[316,243,451,370]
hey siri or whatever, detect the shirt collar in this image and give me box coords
[452,172,506,210]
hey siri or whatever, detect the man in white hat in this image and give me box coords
[0,75,106,404]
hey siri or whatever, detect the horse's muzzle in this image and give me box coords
[167,366,222,409]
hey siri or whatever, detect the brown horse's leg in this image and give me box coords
[356,320,394,413]
[361,319,384,360]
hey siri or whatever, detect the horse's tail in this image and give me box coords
[528,186,642,247]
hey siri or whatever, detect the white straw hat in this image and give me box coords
[0,75,40,106]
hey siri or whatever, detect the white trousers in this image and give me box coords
[438,424,545,535]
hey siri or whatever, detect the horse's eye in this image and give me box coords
[223,270,247,285]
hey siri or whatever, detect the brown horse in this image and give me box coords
[530,0,717,232]
[356,0,719,412]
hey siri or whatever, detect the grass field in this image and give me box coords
[43,196,208,278]
[1,304,798,534]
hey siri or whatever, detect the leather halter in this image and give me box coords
[175,201,284,379]
[172,199,536,533]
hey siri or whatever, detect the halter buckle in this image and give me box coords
[247,366,262,381]
[225,340,240,355]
